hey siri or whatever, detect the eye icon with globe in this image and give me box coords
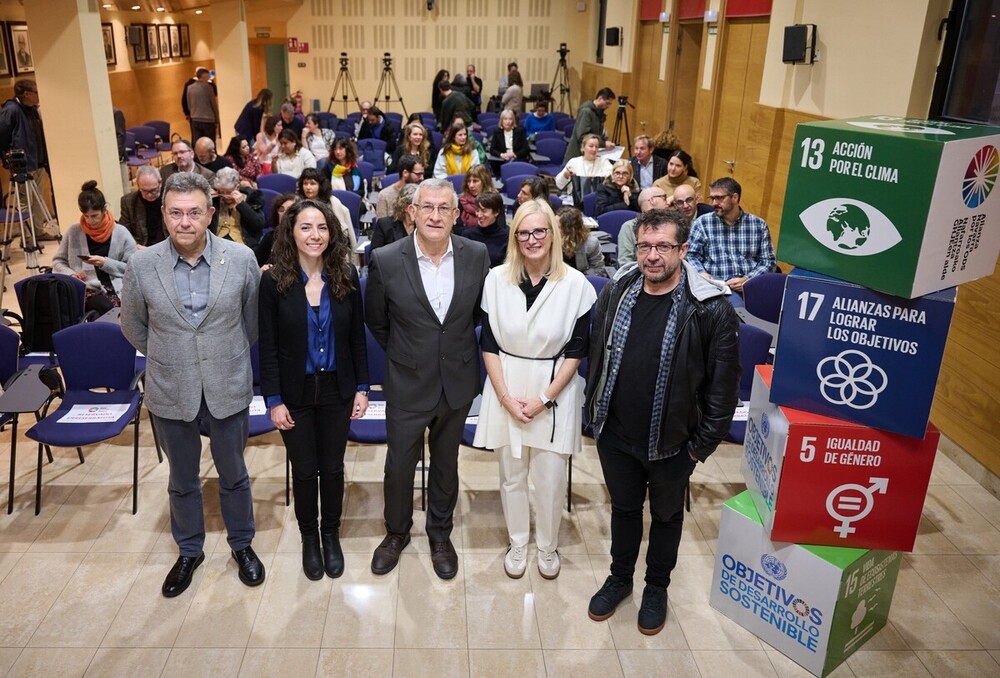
[826,203,871,250]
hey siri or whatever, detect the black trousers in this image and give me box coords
[384,392,471,542]
[278,373,353,535]
[596,426,697,588]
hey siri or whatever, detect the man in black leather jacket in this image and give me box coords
[584,208,740,636]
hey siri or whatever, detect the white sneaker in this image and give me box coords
[538,549,560,580]
[504,544,527,579]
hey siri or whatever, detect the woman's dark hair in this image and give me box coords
[305,112,321,126]
[520,176,549,199]
[462,165,494,195]
[434,69,450,83]
[475,190,503,214]
[557,206,588,259]
[270,198,354,299]
[331,137,358,166]
[670,149,698,179]
[269,192,298,229]
[297,167,331,202]
[508,71,524,88]
[443,122,473,154]
[78,180,106,213]
[279,128,300,149]
[224,135,247,168]
[263,115,280,136]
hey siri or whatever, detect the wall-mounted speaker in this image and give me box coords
[605,27,621,46]
[128,25,143,46]
[782,24,817,64]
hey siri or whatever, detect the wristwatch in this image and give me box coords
[540,393,556,409]
[358,389,370,397]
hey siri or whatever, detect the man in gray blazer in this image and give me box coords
[121,172,265,598]
[365,177,490,580]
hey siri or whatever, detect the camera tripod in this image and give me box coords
[0,171,60,313]
[373,52,408,118]
[611,97,635,147]
[328,52,362,116]
[549,43,572,113]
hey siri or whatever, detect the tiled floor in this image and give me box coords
[1,248,999,677]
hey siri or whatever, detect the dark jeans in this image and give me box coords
[279,373,353,535]
[596,427,697,588]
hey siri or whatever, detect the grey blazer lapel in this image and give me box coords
[154,244,196,328]
[399,237,440,323]
[204,235,232,320]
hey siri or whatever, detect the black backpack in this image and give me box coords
[20,275,81,354]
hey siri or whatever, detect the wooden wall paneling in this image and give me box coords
[764,108,825,248]
[632,21,664,140]
[734,102,779,221]
[709,20,752,182]
[689,87,713,174]
[249,43,268,97]
[670,22,703,149]
[110,60,215,143]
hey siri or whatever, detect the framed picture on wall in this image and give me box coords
[158,25,170,59]
[132,24,147,63]
[102,23,116,66]
[146,24,159,60]
[169,25,180,58]
[8,22,34,76]
[0,23,10,78]
[179,24,190,57]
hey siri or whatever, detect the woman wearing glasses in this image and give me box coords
[594,159,640,216]
[473,199,596,581]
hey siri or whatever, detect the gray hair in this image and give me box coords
[412,177,458,209]
[212,167,240,191]
[135,165,161,182]
[163,171,212,206]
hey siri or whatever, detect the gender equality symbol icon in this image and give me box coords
[826,477,889,537]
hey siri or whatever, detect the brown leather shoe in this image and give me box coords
[430,538,458,580]
[371,533,410,575]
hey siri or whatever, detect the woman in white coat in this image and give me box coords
[474,199,596,580]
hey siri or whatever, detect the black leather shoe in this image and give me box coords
[302,533,324,581]
[162,552,205,598]
[232,546,266,587]
[637,584,668,635]
[322,532,345,579]
[429,538,458,580]
[371,533,410,575]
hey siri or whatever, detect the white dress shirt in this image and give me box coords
[414,235,455,323]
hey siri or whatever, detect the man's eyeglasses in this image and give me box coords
[675,197,697,206]
[166,209,206,222]
[709,193,732,202]
[416,204,454,216]
[515,228,550,242]
[636,242,681,255]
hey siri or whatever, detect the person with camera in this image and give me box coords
[0,79,57,241]
[563,88,617,163]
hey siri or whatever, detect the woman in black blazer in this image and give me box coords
[489,109,531,176]
[258,198,369,581]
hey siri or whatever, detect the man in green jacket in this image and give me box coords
[564,88,617,162]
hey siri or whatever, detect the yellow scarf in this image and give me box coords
[444,144,472,176]
[331,164,350,178]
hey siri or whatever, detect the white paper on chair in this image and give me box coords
[732,403,749,422]
[249,396,266,416]
[360,401,386,420]
[57,404,131,423]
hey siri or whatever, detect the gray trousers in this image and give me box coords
[151,396,254,556]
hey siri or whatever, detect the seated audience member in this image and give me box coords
[688,177,776,292]
[354,101,372,136]
[652,149,701,200]
[517,176,550,206]
[257,193,297,268]
[161,139,214,183]
[296,167,359,264]
[595,159,640,215]
[54,180,137,314]
[461,191,508,267]
[555,133,612,195]
[371,183,418,253]
[557,206,606,277]
[616,187,671,266]
[630,135,667,189]
[500,71,524,114]
[376,155,424,219]
[489,109,531,176]
[119,165,167,247]
[195,137,233,173]
[651,128,682,161]
[255,115,283,170]
[278,101,304,136]
[224,135,262,187]
[273,128,317,179]
[438,79,475,131]
[667,183,712,220]
[388,121,436,175]
[301,113,336,163]
[328,138,364,197]
[459,165,496,229]
[358,106,398,155]
[523,101,555,138]
[211,167,265,248]
[434,122,480,179]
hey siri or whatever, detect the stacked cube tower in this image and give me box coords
[709,115,1000,677]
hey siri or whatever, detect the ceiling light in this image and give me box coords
[195,9,203,14]
[102,3,113,8]
[131,4,141,9]
[156,7,166,12]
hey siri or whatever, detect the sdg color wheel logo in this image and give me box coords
[962,145,999,208]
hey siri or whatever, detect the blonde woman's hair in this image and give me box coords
[503,198,567,285]
[611,158,633,182]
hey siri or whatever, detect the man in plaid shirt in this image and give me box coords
[687,177,775,292]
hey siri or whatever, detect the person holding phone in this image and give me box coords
[52,180,137,314]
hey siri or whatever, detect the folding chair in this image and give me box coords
[332,190,362,238]
[357,138,388,174]
[444,174,465,195]
[7,273,91,368]
[500,161,537,184]
[257,173,298,194]
[534,138,568,175]
[724,324,774,444]
[142,120,173,152]
[742,272,788,325]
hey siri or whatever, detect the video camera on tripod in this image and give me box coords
[4,148,28,175]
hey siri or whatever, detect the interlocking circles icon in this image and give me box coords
[816,349,888,410]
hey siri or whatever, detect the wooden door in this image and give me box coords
[631,21,667,140]
[669,22,703,150]
[708,18,769,213]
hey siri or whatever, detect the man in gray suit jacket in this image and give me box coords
[121,172,265,598]
[365,177,490,580]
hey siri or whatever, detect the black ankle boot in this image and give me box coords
[302,532,323,581]
[321,531,344,578]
